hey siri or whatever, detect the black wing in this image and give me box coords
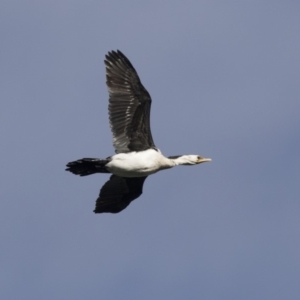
[105,50,155,153]
[94,175,147,213]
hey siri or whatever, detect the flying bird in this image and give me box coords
[66,50,211,214]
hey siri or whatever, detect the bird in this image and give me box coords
[66,50,211,214]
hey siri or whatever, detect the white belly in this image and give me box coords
[106,149,170,177]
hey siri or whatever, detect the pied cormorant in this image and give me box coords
[66,50,211,213]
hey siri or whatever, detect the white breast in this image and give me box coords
[106,149,171,177]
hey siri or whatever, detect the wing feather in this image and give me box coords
[105,50,155,153]
[94,175,147,213]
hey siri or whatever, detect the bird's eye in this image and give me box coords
[197,156,200,160]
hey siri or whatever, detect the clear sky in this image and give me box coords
[1,1,300,299]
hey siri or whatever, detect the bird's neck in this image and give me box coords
[167,156,185,167]
[157,153,187,169]
[157,156,178,170]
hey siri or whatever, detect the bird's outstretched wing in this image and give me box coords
[94,175,147,213]
[105,50,155,153]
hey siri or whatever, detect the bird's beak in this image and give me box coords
[197,157,212,164]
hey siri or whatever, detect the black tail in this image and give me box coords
[66,158,111,176]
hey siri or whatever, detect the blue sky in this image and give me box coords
[1,1,300,299]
